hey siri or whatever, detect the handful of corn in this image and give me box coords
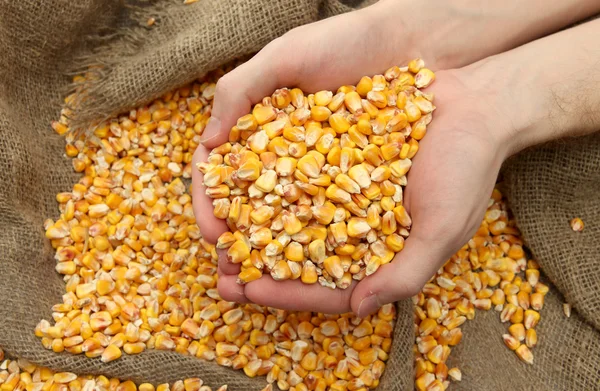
[200,60,436,288]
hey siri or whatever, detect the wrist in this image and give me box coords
[374,0,600,71]
[478,18,600,158]
[449,55,531,161]
[368,0,470,68]
[373,0,519,70]
[463,55,539,159]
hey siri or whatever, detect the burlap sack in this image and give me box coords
[0,1,598,390]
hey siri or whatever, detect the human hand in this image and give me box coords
[349,16,600,316]
[349,67,511,316]
[191,0,591,248]
[192,0,429,296]
[192,0,600,245]
[192,0,492,299]
[192,57,513,313]
[191,0,600,314]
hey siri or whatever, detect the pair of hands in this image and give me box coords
[191,0,600,316]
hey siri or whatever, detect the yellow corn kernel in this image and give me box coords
[205,184,230,199]
[356,77,373,97]
[329,113,352,134]
[252,106,277,125]
[524,309,540,329]
[525,328,538,348]
[508,323,526,342]
[415,373,434,391]
[335,174,360,194]
[284,242,304,263]
[346,218,371,239]
[330,222,348,245]
[385,234,404,252]
[271,88,292,109]
[569,217,584,232]
[530,292,544,310]
[238,267,262,284]
[414,68,436,88]
[255,170,277,193]
[299,261,318,284]
[342,91,362,114]
[100,344,122,363]
[361,183,381,200]
[326,184,352,204]
[308,239,327,264]
[311,106,332,122]
[323,256,344,280]
[367,91,387,109]
[515,344,533,365]
[393,205,411,228]
[123,342,145,355]
[271,260,292,281]
[227,240,250,264]
[282,212,303,235]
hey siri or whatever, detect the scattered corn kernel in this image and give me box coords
[570,217,584,232]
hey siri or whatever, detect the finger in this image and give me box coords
[244,277,355,314]
[191,145,228,243]
[218,248,240,275]
[217,273,250,304]
[351,235,449,318]
[199,43,301,148]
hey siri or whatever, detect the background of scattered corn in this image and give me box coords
[1,1,600,391]
[6,65,572,391]
[0,69,526,391]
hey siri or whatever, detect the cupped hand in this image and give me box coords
[191,1,514,314]
[192,0,427,287]
[350,67,511,316]
[194,55,513,314]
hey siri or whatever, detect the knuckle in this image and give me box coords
[279,25,304,41]
[215,73,235,96]
[401,280,423,299]
[378,271,422,300]
[267,34,287,49]
[337,291,350,313]
[217,281,230,299]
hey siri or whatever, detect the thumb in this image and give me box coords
[351,236,449,318]
[199,40,299,149]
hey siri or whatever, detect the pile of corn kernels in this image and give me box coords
[201,61,435,288]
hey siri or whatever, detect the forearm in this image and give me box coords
[482,18,600,155]
[372,0,600,69]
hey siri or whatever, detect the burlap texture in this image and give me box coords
[0,0,598,389]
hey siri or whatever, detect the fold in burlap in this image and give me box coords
[0,1,599,390]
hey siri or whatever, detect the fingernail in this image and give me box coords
[199,117,221,144]
[217,249,228,265]
[357,295,380,318]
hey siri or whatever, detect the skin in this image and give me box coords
[192,0,600,316]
